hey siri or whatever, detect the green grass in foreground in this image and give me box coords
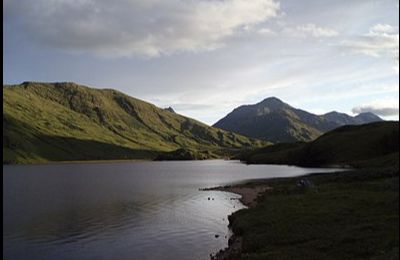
[228,167,399,260]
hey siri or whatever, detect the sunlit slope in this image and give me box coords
[3,82,265,163]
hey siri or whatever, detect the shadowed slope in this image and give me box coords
[239,121,399,167]
[214,97,383,143]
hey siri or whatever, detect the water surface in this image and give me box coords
[3,160,339,260]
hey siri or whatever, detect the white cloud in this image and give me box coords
[352,98,399,116]
[340,24,399,58]
[394,62,399,74]
[294,23,339,38]
[370,23,398,34]
[263,23,338,39]
[4,0,280,57]
[258,28,277,36]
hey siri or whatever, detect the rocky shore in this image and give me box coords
[202,185,272,259]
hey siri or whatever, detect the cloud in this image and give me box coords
[352,106,399,116]
[259,23,338,38]
[4,0,280,57]
[257,28,277,36]
[294,23,339,38]
[352,99,399,116]
[370,23,398,34]
[340,24,399,58]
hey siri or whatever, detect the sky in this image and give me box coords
[3,0,399,125]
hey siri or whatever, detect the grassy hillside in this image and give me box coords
[214,121,398,259]
[3,82,265,164]
[239,121,399,168]
[225,166,399,259]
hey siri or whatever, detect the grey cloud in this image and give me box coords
[4,0,279,57]
[352,106,399,116]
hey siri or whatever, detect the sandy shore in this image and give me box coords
[202,184,272,259]
[204,185,272,208]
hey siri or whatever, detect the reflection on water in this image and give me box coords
[7,201,144,244]
[3,160,338,260]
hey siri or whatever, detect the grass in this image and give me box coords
[239,121,399,168]
[216,122,399,259]
[226,167,399,259]
[3,82,267,164]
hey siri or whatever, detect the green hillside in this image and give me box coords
[3,82,265,164]
[215,121,399,259]
[240,121,399,168]
[223,166,399,259]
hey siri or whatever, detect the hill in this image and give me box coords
[3,82,265,164]
[213,97,383,143]
[215,165,399,259]
[239,121,399,168]
[213,121,398,259]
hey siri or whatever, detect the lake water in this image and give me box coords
[3,160,339,260]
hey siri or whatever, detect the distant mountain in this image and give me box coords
[323,111,382,126]
[3,82,265,164]
[354,112,383,124]
[322,111,358,125]
[213,97,383,143]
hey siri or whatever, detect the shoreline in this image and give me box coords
[204,165,347,260]
[3,158,235,166]
[2,158,150,166]
[202,185,273,208]
[206,166,398,259]
[202,185,273,259]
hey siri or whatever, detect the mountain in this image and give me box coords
[323,111,382,125]
[354,112,383,123]
[213,97,383,143]
[3,82,265,164]
[322,111,359,125]
[239,121,399,168]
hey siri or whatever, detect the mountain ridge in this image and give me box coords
[3,82,266,164]
[213,97,383,143]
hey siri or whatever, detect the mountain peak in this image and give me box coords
[324,111,343,116]
[259,97,284,105]
[164,107,175,113]
[355,112,383,122]
[358,112,378,116]
[214,97,385,143]
[256,97,288,111]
